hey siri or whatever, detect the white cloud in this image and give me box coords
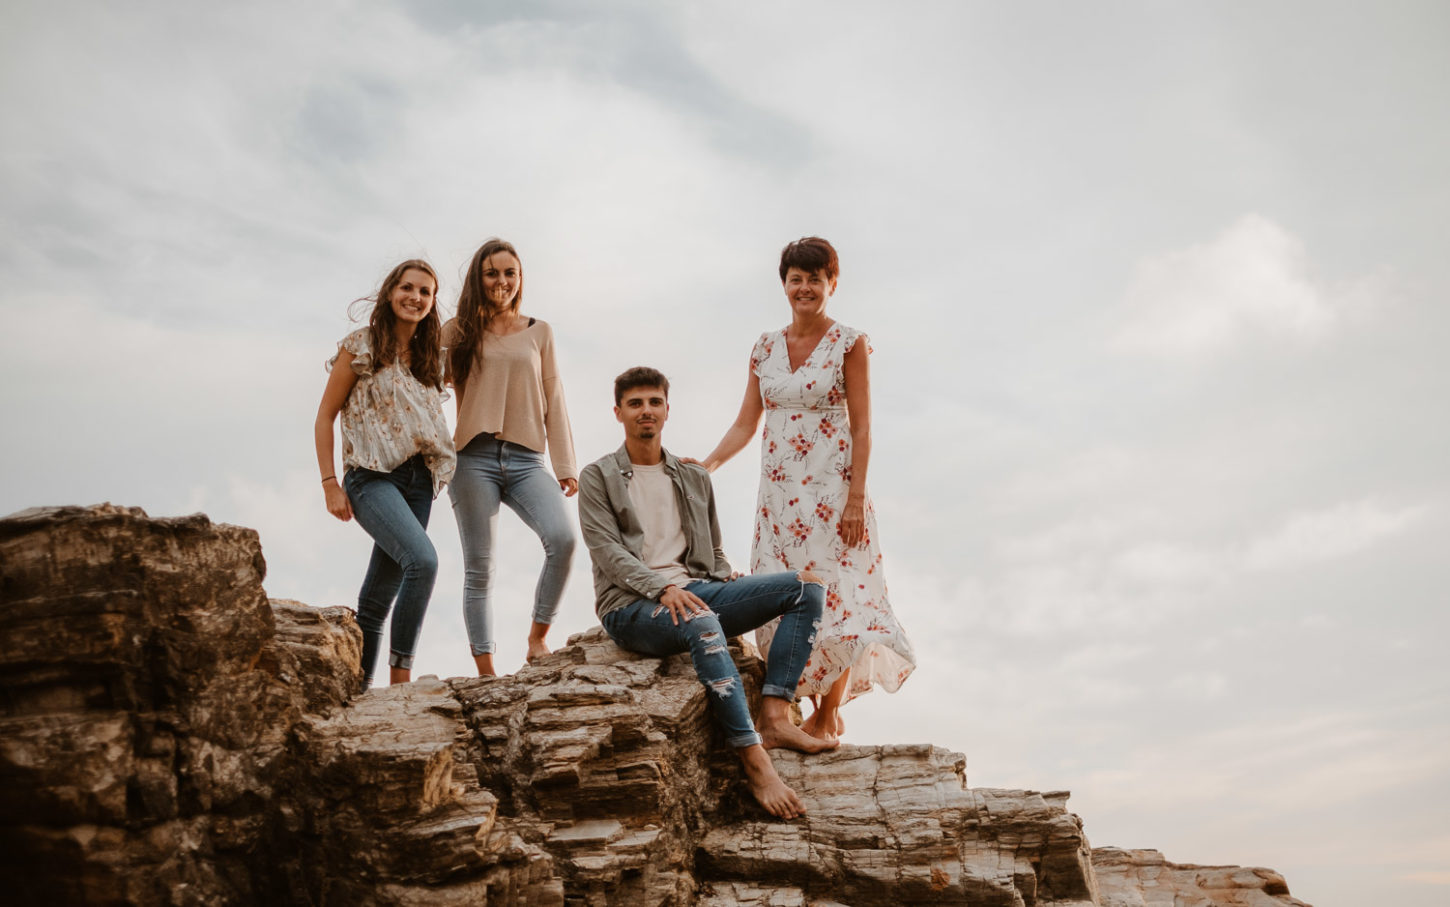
[1114,540,1226,585]
[1079,708,1450,816]
[1167,671,1229,701]
[1114,214,1351,358]
[1245,499,1428,572]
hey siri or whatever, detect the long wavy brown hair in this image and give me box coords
[361,259,444,389]
[449,238,523,391]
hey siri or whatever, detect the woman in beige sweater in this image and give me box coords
[445,239,577,676]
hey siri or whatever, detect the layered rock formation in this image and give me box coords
[1092,849,1308,907]
[0,505,1310,906]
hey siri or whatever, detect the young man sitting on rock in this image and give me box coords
[577,366,836,819]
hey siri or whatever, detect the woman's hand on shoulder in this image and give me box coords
[323,479,353,521]
[559,477,578,498]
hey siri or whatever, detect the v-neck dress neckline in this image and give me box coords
[783,321,836,374]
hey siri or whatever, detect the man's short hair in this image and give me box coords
[614,366,670,405]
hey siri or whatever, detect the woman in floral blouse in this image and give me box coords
[314,259,456,689]
[699,237,915,742]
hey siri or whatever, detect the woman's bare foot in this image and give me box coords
[526,621,551,664]
[803,705,844,740]
[800,709,834,742]
[804,673,849,739]
[800,707,846,741]
[739,745,805,819]
[760,698,839,752]
[761,717,838,752]
[472,652,498,677]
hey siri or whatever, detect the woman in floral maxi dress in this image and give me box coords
[700,237,915,741]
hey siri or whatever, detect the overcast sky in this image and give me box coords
[4,2,1448,904]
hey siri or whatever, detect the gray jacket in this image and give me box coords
[577,444,733,619]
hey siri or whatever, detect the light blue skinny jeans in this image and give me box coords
[450,433,575,655]
[343,455,438,688]
[601,573,825,748]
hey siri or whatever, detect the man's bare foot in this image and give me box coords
[760,715,839,753]
[739,745,806,819]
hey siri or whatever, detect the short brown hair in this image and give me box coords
[778,236,839,282]
[614,366,670,405]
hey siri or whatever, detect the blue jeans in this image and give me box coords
[343,455,438,687]
[450,434,576,655]
[601,572,824,748]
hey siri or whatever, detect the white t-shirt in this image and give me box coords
[626,462,696,589]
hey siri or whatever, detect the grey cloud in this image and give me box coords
[396,0,816,165]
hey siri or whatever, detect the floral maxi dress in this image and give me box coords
[751,323,916,700]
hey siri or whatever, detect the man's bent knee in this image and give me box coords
[793,573,825,620]
[688,615,725,640]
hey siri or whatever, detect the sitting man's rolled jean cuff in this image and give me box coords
[389,651,415,670]
[760,683,797,702]
[728,730,763,748]
[470,643,497,656]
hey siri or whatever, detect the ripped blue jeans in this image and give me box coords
[601,572,824,748]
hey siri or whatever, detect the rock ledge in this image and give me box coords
[0,505,1309,906]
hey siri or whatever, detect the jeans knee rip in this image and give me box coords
[651,605,666,618]
[708,677,737,698]
[792,572,826,606]
[704,644,727,655]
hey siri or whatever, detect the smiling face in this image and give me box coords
[388,267,437,324]
[481,251,521,310]
[782,266,837,319]
[615,385,670,442]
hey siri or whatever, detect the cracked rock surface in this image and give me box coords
[1092,848,1311,907]
[1,505,1310,905]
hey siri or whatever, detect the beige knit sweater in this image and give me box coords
[443,317,577,480]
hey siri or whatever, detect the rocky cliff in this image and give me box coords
[0,505,1310,906]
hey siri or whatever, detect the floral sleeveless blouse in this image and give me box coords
[328,328,455,496]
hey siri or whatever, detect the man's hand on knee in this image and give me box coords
[659,585,713,625]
